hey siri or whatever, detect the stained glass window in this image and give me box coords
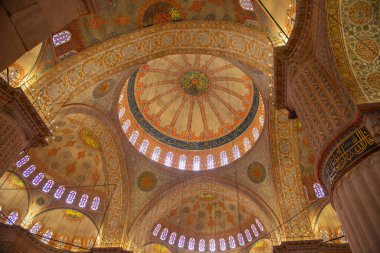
[229,236,236,249]
[237,233,245,246]
[41,230,53,244]
[179,155,186,170]
[233,145,241,159]
[54,186,65,199]
[199,239,205,251]
[193,156,200,170]
[259,115,265,127]
[320,228,329,242]
[139,140,149,154]
[239,0,254,11]
[169,232,177,245]
[220,238,227,251]
[220,151,228,166]
[188,237,195,250]
[42,180,54,193]
[6,211,18,225]
[32,173,44,186]
[23,165,35,178]
[165,152,173,167]
[178,235,185,248]
[16,155,30,168]
[209,239,216,252]
[52,31,71,46]
[122,120,130,132]
[338,227,348,243]
[251,224,259,237]
[153,224,161,236]
[245,229,252,242]
[66,190,76,204]
[313,183,325,198]
[256,218,264,231]
[151,147,161,161]
[207,155,214,169]
[243,137,251,151]
[119,107,125,119]
[91,196,100,210]
[253,128,260,141]
[30,223,41,234]
[160,228,168,240]
[129,130,139,145]
[79,194,89,208]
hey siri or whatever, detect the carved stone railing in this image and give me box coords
[0,223,132,253]
[273,240,351,253]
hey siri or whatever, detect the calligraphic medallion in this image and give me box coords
[180,70,210,96]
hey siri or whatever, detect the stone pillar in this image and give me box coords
[0,112,29,174]
[331,151,380,253]
[0,79,49,176]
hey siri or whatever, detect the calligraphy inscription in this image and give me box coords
[324,127,376,188]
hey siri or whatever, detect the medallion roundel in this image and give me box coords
[247,162,266,183]
[137,171,157,192]
[93,79,115,98]
[118,54,265,171]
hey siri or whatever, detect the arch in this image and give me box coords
[127,176,281,248]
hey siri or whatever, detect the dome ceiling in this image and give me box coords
[119,54,264,170]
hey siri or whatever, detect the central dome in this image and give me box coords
[118,54,264,171]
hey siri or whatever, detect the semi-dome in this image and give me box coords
[118,54,264,171]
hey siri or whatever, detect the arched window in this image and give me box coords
[41,230,53,244]
[91,196,100,210]
[42,180,54,193]
[259,115,265,127]
[22,165,35,178]
[188,237,195,250]
[320,228,329,242]
[122,120,130,132]
[256,218,264,231]
[313,183,325,198]
[151,147,161,161]
[207,155,214,169]
[16,155,30,168]
[209,239,216,252]
[52,31,71,46]
[193,156,200,170]
[79,194,89,208]
[6,211,18,225]
[239,0,254,11]
[30,222,41,234]
[220,151,228,166]
[54,186,65,199]
[251,224,259,237]
[139,139,149,154]
[228,236,236,249]
[179,155,186,170]
[32,173,44,186]
[199,239,205,251]
[253,127,260,141]
[66,190,77,204]
[232,145,241,159]
[220,238,227,251]
[119,107,125,119]
[237,233,245,246]
[160,228,168,240]
[153,224,161,236]
[169,232,177,245]
[129,130,139,145]
[165,152,173,167]
[245,229,252,242]
[178,235,185,248]
[243,137,251,151]
[337,227,348,243]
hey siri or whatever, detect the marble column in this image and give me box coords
[331,151,380,253]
